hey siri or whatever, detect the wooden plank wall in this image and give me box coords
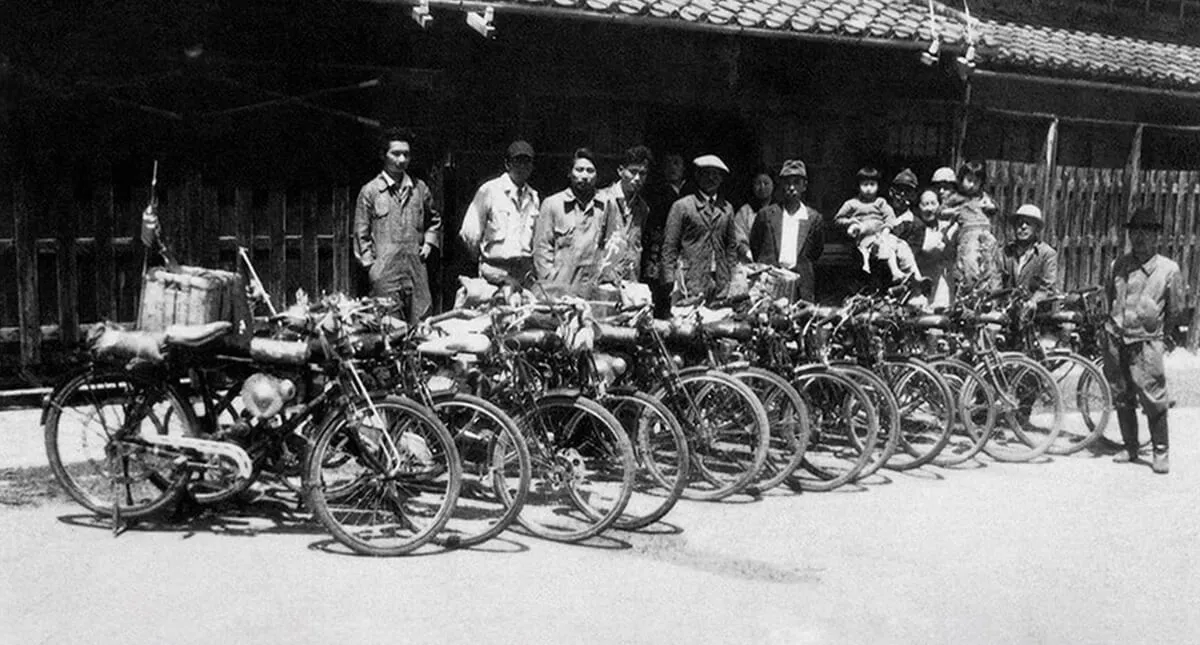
[988,160,1200,348]
[1,170,355,371]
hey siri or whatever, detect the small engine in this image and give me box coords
[241,373,297,420]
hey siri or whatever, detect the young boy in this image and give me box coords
[835,167,923,283]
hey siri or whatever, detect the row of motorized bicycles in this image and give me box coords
[41,261,1114,556]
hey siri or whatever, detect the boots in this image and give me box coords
[1112,408,1141,463]
[1150,414,1169,475]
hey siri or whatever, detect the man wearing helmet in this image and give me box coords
[995,203,1058,309]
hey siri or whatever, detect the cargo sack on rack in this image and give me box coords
[138,266,252,338]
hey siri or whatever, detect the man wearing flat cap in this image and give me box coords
[661,155,738,302]
[458,140,541,288]
[747,159,826,302]
[1102,206,1186,474]
[995,203,1058,309]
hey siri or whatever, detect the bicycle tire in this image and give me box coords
[603,390,689,531]
[829,362,899,480]
[928,357,996,467]
[44,366,193,519]
[510,393,635,542]
[306,395,461,556]
[981,354,1065,463]
[880,358,955,471]
[1034,352,1113,456]
[433,392,532,549]
[788,367,880,492]
[654,370,770,501]
[732,367,812,493]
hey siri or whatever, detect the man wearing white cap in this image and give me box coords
[995,203,1058,308]
[661,155,737,301]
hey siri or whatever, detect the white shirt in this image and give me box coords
[778,203,809,269]
[458,173,540,262]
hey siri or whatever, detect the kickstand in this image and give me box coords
[109,477,127,537]
[168,486,202,524]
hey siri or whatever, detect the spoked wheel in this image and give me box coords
[929,358,997,467]
[830,363,899,480]
[510,393,635,542]
[433,393,531,549]
[655,370,770,501]
[788,367,879,492]
[880,358,955,471]
[1039,352,1112,455]
[306,396,461,556]
[43,366,194,519]
[981,355,1065,463]
[603,390,689,531]
[731,367,811,494]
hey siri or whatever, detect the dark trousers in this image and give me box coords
[1102,335,1170,450]
[650,279,673,319]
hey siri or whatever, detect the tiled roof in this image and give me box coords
[483,0,1200,90]
[982,20,1200,90]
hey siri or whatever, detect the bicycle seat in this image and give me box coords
[702,320,753,341]
[165,321,233,348]
[1036,311,1082,325]
[909,314,951,329]
[977,311,1008,325]
[596,324,638,345]
[502,329,558,350]
[417,333,492,357]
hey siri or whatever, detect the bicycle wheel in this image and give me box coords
[981,354,1065,463]
[433,393,531,549]
[1041,352,1112,455]
[511,393,635,542]
[44,366,193,519]
[928,358,997,467]
[603,391,689,531]
[732,367,811,493]
[655,370,770,501]
[788,367,880,492]
[880,358,955,471]
[306,396,461,556]
[830,362,899,480]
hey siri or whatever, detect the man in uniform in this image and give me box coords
[661,155,738,302]
[995,204,1058,309]
[532,148,619,294]
[353,127,441,323]
[1103,206,1186,474]
[747,159,825,302]
[458,140,540,288]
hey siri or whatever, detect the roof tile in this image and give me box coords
[481,0,1200,90]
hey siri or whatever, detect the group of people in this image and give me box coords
[353,127,1187,475]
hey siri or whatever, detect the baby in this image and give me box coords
[835,167,923,283]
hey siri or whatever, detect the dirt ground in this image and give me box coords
[2,355,1199,644]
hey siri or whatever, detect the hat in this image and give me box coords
[779,159,807,178]
[1125,206,1162,230]
[506,140,534,159]
[931,167,956,184]
[1012,204,1043,223]
[693,155,730,173]
[892,168,919,189]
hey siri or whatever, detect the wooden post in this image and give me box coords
[1126,124,1144,216]
[302,190,318,296]
[56,167,79,348]
[94,160,115,321]
[331,187,350,297]
[267,189,287,307]
[953,77,973,168]
[13,174,41,368]
[1040,118,1061,254]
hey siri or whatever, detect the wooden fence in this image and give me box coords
[988,160,1200,348]
[1,167,358,376]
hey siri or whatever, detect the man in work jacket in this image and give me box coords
[458,140,541,288]
[1103,205,1186,474]
[661,154,738,302]
[995,203,1058,309]
[354,127,442,322]
[532,147,620,295]
[747,158,826,302]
